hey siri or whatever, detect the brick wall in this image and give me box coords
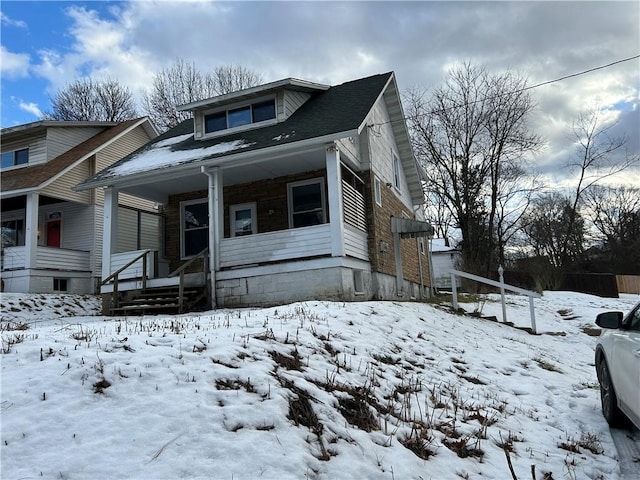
[164,169,326,271]
[363,171,429,286]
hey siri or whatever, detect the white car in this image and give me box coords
[595,302,640,429]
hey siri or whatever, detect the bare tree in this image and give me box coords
[45,77,138,122]
[406,62,542,277]
[141,60,263,132]
[521,192,585,269]
[558,105,639,267]
[583,185,640,273]
[495,164,543,266]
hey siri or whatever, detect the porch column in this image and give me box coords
[325,144,345,257]
[203,166,223,308]
[102,187,119,281]
[24,192,39,270]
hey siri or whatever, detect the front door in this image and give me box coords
[46,220,61,248]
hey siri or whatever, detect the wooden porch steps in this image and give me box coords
[111,286,207,316]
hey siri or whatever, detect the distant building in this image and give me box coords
[430,238,461,290]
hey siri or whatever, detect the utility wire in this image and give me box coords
[374,54,640,127]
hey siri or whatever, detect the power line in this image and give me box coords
[374,54,640,127]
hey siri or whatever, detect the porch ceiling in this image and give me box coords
[117,147,328,203]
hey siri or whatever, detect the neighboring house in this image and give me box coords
[430,238,462,291]
[77,72,433,312]
[1,119,159,294]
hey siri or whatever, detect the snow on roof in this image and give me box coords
[430,238,459,253]
[104,133,254,178]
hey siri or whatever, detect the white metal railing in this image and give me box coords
[219,224,332,268]
[448,268,541,333]
[1,246,90,271]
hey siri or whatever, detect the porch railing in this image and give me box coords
[219,224,332,268]
[1,246,90,271]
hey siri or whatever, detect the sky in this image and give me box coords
[1,1,639,185]
[1,290,639,479]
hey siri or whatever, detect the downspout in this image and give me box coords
[201,166,219,309]
[416,238,424,299]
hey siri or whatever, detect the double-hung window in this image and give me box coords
[230,203,257,237]
[288,178,326,228]
[181,199,208,258]
[1,148,29,169]
[392,151,401,190]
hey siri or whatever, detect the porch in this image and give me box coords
[99,141,371,310]
[1,245,90,271]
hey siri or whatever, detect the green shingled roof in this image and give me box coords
[87,72,393,183]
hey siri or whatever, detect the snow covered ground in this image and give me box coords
[1,291,639,480]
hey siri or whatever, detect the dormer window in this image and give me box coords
[204,98,276,135]
[1,148,29,169]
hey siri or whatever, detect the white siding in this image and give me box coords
[46,127,106,161]
[219,224,331,268]
[342,180,366,231]
[41,160,92,203]
[344,226,368,260]
[117,207,139,253]
[364,101,414,209]
[38,202,94,252]
[1,134,47,166]
[37,247,90,271]
[282,90,311,119]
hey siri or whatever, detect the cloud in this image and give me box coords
[0,46,30,79]
[1,11,27,28]
[13,0,640,187]
[19,101,42,119]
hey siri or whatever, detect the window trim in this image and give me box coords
[180,198,208,259]
[373,176,382,206]
[229,202,257,237]
[392,150,401,191]
[202,95,277,137]
[287,177,327,229]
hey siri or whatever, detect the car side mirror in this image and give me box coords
[596,311,623,329]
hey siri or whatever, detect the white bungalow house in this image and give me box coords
[77,72,433,313]
[1,118,159,294]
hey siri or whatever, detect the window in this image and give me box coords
[1,219,25,248]
[204,98,276,134]
[392,151,401,190]
[374,176,382,206]
[353,270,364,294]
[230,203,257,237]
[181,199,208,258]
[288,178,326,228]
[53,278,68,292]
[228,106,251,128]
[1,148,29,169]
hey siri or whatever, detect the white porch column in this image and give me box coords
[325,144,345,257]
[102,187,119,281]
[203,166,223,308]
[24,192,39,270]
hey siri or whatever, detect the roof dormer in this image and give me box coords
[178,78,329,141]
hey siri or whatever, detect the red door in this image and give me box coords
[46,220,61,248]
